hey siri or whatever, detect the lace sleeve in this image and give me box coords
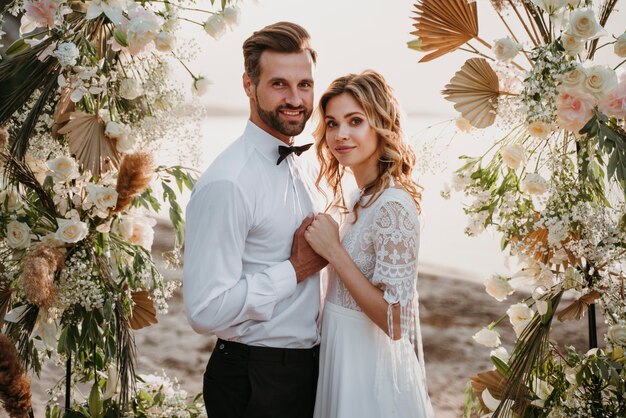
[372,199,419,340]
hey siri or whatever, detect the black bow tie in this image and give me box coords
[276,143,313,165]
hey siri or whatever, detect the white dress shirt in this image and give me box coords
[183,121,323,348]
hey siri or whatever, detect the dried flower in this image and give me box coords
[114,151,155,211]
[0,335,32,418]
[21,243,65,308]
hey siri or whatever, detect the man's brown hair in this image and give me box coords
[242,21,317,85]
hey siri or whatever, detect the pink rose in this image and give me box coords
[23,0,59,28]
[556,88,596,133]
[598,81,626,119]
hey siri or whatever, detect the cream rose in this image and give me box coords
[46,156,79,183]
[560,64,586,88]
[615,33,626,58]
[104,121,128,140]
[117,215,156,250]
[55,218,88,243]
[492,37,521,62]
[116,134,136,153]
[6,220,31,249]
[499,144,526,170]
[567,8,604,40]
[222,6,241,28]
[155,31,175,53]
[0,188,22,211]
[203,14,227,40]
[561,33,584,55]
[608,323,626,346]
[192,77,211,96]
[520,173,548,195]
[119,78,143,100]
[484,275,514,302]
[584,65,618,97]
[126,8,162,55]
[598,81,626,119]
[86,183,118,211]
[527,121,553,139]
[507,303,534,337]
[555,87,596,133]
[473,327,501,348]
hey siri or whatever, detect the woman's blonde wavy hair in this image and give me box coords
[314,70,423,222]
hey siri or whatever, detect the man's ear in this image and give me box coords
[243,73,254,99]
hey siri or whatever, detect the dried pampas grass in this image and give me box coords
[20,243,65,309]
[0,335,32,418]
[114,151,155,212]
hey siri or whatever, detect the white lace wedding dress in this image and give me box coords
[313,187,435,418]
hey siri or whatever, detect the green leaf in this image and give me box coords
[491,355,510,376]
[5,38,30,56]
[113,29,128,47]
[89,382,104,418]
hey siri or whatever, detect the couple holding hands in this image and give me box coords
[183,21,435,418]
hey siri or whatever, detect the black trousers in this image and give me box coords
[203,339,320,418]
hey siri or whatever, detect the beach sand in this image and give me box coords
[21,220,602,418]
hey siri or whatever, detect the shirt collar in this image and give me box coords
[244,120,289,164]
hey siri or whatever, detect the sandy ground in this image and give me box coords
[19,220,602,418]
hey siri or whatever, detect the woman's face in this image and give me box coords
[324,93,380,176]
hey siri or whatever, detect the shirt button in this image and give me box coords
[219,344,225,350]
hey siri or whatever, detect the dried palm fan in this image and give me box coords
[51,88,75,139]
[411,0,479,62]
[470,370,507,412]
[129,290,158,330]
[443,58,500,128]
[57,111,120,176]
[522,226,581,270]
[557,290,602,322]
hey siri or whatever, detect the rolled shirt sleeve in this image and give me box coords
[183,179,297,335]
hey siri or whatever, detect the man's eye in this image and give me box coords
[273,81,285,87]
[300,82,311,88]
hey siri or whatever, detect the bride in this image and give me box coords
[305,70,435,418]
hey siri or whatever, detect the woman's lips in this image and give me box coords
[334,146,356,154]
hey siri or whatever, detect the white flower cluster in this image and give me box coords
[133,372,207,418]
[57,248,106,311]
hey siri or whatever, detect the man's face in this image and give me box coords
[246,50,314,142]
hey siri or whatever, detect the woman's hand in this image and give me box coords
[303,213,341,261]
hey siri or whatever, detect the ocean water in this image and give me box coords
[173,114,514,283]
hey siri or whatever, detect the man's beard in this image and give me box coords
[255,92,311,137]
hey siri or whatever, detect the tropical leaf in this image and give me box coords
[557,290,602,322]
[410,0,479,62]
[443,58,499,128]
[57,112,120,176]
[129,290,158,330]
[51,88,76,139]
[0,282,12,330]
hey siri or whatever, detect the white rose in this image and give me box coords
[500,144,526,170]
[116,134,135,153]
[560,64,586,88]
[104,121,128,140]
[6,220,31,249]
[561,33,584,55]
[117,215,156,250]
[119,78,143,100]
[507,303,534,337]
[47,156,80,183]
[203,14,227,40]
[608,323,626,346]
[567,8,604,40]
[527,121,553,139]
[530,0,568,14]
[155,31,175,52]
[192,77,211,96]
[473,327,501,348]
[520,173,548,195]
[615,33,626,58]
[584,65,618,97]
[222,6,241,28]
[86,183,118,211]
[52,42,80,67]
[55,218,89,243]
[484,275,514,302]
[492,37,522,62]
[0,189,22,211]
[126,9,162,55]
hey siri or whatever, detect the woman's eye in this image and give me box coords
[351,118,363,125]
[326,120,336,128]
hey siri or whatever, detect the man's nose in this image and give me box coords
[285,87,303,107]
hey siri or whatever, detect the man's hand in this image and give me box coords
[289,215,329,283]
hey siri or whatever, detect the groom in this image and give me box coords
[183,22,327,418]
